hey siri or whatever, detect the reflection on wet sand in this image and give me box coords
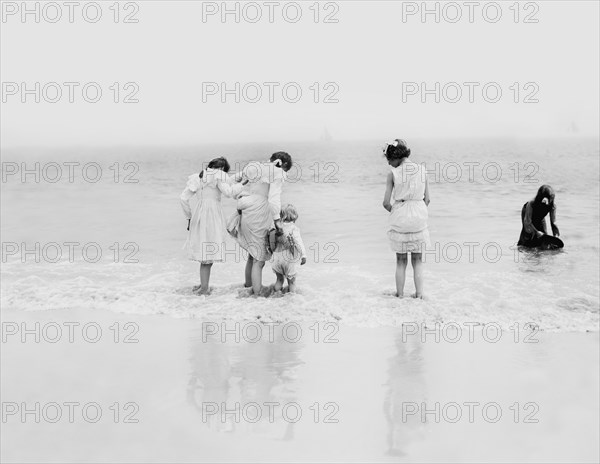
[383,331,427,457]
[187,325,305,440]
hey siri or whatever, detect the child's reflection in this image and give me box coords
[188,323,304,439]
[383,331,427,456]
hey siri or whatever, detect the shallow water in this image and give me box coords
[2,311,598,463]
[1,137,599,331]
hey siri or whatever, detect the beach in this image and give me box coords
[1,137,599,462]
[1,308,598,463]
[2,0,599,460]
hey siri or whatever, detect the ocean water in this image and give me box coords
[1,137,599,331]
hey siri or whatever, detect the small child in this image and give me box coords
[270,204,307,293]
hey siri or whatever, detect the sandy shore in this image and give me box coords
[1,308,598,463]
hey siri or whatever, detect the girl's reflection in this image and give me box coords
[383,331,427,456]
[188,322,304,439]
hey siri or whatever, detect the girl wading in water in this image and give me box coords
[518,184,560,248]
[382,140,431,299]
[180,157,246,295]
[228,151,293,296]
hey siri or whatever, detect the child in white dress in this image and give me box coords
[382,140,431,299]
[270,204,306,293]
[180,157,245,295]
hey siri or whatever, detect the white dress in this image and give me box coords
[226,162,285,262]
[388,161,431,253]
[180,169,243,263]
[271,222,307,279]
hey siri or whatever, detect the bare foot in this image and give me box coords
[412,293,425,300]
[396,292,404,298]
[259,285,275,297]
[237,287,253,298]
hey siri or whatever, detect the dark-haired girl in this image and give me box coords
[382,140,430,298]
[227,152,293,296]
[517,185,560,247]
[180,157,245,295]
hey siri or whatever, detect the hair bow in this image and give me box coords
[382,140,399,154]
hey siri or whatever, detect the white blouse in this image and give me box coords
[180,169,243,219]
[237,162,285,220]
[391,161,427,202]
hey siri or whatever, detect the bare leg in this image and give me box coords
[411,253,424,299]
[287,276,297,293]
[395,253,408,297]
[244,256,253,288]
[251,259,266,295]
[199,263,213,295]
[274,272,285,292]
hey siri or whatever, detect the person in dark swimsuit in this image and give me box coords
[518,185,560,247]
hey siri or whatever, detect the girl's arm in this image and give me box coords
[230,171,245,183]
[180,177,198,230]
[550,204,560,236]
[268,175,283,223]
[523,202,543,237]
[292,227,307,258]
[382,172,394,212]
[423,175,431,206]
[217,173,244,198]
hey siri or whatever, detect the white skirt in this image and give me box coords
[185,198,228,263]
[388,200,431,254]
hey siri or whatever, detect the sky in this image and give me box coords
[1,0,599,147]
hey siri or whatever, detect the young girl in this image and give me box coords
[227,152,293,296]
[180,157,245,295]
[517,184,560,247]
[382,140,430,299]
[269,204,307,293]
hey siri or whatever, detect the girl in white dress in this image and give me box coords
[382,140,431,299]
[180,157,245,295]
[227,152,292,296]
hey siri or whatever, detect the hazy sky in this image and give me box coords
[1,0,599,147]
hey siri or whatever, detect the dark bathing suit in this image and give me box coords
[517,201,552,247]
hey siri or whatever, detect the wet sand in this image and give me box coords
[1,308,598,463]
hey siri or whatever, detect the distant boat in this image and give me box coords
[320,127,333,143]
[568,121,579,134]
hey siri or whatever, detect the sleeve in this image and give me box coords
[292,227,307,258]
[268,175,283,220]
[216,173,244,198]
[522,202,539,235]
[180,174,199,219]
[550,202,557,222]
[550,203,559,235]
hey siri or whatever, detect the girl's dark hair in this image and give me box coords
[534,184,555,206]
[199,157,230,178]
[384,139,411,161]
[270,151,293,171]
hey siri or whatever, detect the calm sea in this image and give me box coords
[1,137,598,331]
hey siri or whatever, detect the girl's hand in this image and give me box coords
[551,224,560,237]
[383,202,392,212]
[274,220,283,235]
[301,257,307,265]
